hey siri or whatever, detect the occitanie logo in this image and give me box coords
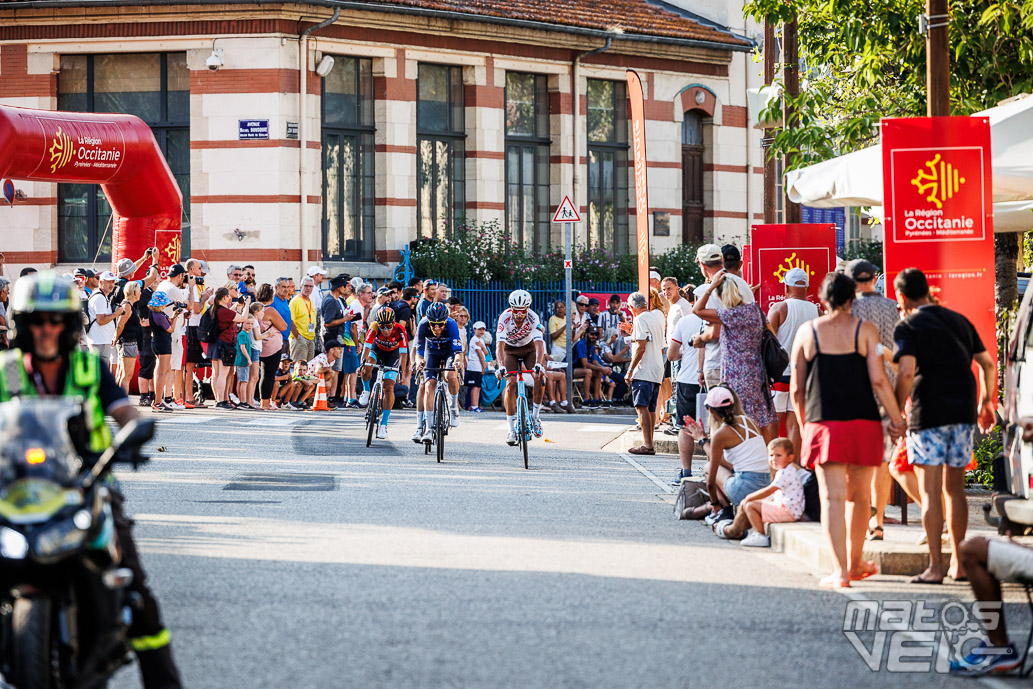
[773,252,814,282]
[911,154,965,210]
[48,126,74,174]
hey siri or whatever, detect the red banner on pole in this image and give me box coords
[749,224,837,313]
[626,70,650,297]
[881,116,996,374]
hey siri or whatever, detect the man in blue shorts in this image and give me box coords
[411,302,464,443]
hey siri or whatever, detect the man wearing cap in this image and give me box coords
[85,270,122,366]
[721,244,743,274]
[649,270,662,293]
[573,325,610,408]
[75,268,100,297]
[692,243,755,387]
[848,258,903,541]
[767,267,819,457]
[155,264,190,408]
[585,297,602,328]
[598,294,627,333]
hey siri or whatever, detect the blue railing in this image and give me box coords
[439,279,638,328]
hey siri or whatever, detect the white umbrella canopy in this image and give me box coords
[785,94,1033,231]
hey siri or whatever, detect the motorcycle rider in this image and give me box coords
[0,273,182,689]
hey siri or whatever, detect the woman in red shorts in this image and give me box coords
[790,272,906,589]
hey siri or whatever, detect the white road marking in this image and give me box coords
[155,415,219,424]
[576,424,633,433]
[241,416,307,427]
[619,452,673,494]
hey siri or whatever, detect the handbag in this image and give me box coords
[674,479,709,519]
[758,304,790,384]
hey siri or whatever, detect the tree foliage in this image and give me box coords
[744,0,1033,168]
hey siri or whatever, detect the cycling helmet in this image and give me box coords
[9,273,84,355]
[376,306,396,327]
[508,289,532,310]
[427,302,449,324]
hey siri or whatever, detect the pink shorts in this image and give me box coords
[801,419,884,470]
[761,499,797,524]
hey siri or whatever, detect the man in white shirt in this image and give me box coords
[626,291,666,456]
[692,243,755,388]
[661,277,692,431]
[668,298,705,483]
[86,271,122,367]
[155,264,189,406]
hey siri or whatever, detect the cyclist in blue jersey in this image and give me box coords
[411,302,465,443]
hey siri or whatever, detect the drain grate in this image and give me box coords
[223,473,336,492]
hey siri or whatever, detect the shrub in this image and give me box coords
[842,238,883,267]
[969,426,1001,489]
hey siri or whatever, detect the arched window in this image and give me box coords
[681,111,705,243]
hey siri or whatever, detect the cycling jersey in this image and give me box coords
[496,308,544,348]
[414,316,462,358]
[364,322,409,353]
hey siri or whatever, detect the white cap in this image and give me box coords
[649,270,661,281]
[198,260,210,275]
[350,276,363,291]
[473,321,486,330]
[782,267,809,287]
[695,243,723,262]
[99,271,117,281]
[306,265,327,277]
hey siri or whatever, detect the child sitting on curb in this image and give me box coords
[716,438,806,547]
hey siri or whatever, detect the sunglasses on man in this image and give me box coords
[27,313,65,326]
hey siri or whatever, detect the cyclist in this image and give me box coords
[495,289,547,446]
[412,302,464,443]
[359,307,408,439]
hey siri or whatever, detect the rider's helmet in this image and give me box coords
[508,289,532,311]
[9,273,83,355]
[376,306,396,328]
[427,302,449,324]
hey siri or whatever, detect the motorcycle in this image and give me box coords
[0,398,154,689]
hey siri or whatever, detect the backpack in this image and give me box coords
[800,468,821,522]
[758,304,790,383]
[198,305,218,344]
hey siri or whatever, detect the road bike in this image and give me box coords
[509,369,538,470]
[363,362,400,447]
[421,361,457,463]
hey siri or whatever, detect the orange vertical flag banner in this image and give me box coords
[626,70,650,297]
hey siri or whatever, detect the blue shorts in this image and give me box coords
[631,380,660,412]
[724,470,771,505]
[906,423,974,469]
[339,344,360,374]
[423,350,454,382]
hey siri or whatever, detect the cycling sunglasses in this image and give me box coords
[428,320,447,327]
[27,313,66,326]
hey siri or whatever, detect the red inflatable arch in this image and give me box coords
[0,105,182,278]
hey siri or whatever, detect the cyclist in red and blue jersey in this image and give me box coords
[360,307,408,439]
[412,302,465,443]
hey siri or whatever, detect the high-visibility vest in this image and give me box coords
[0,348,112,453]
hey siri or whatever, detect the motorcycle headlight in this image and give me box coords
[32,517,87,562]
[0,527,28,560]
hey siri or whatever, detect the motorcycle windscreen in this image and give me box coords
[0,399,84,488]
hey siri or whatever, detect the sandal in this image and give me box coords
[818,575,850,589]
[850,561,879,581]
[909,574,943,585]
[628,446,656,456]
[866,526,884,541]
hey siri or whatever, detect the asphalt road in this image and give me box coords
[108,407,1030,689]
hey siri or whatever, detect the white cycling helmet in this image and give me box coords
[508,289,532,310]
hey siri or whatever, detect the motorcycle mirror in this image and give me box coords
[82,418,156,490]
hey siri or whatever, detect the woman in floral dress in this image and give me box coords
[692,271,777,434]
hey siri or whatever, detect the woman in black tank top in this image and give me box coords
[790,273,905,589]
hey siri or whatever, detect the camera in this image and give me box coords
[233,296,246,305]
[194,276,204,286]
[172,302,188,312]
[206,49,223,71]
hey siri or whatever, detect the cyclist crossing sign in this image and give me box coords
[552,195,581,223]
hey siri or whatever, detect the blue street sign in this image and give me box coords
[238,120,270,140]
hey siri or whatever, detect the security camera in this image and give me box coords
[206,49,223,71]
[316,55,335,78]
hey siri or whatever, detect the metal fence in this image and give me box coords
[441,279,638,329]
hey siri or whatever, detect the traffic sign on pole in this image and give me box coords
[563,259,572,269]
[552,195,581,224]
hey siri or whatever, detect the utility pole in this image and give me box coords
[762,21,777,224]
[926,0,950,116]
[783,12,801,223]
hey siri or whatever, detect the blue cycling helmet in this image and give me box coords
[427,302,449,324]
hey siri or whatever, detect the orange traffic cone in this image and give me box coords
[312,372,330,411]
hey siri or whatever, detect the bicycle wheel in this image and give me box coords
[434,393,445,463]
[517,398,529,470]
[366,385,380,447]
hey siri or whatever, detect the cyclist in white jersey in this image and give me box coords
[495,290,547,446]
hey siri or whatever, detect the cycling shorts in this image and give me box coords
[367,347,400,381]
[503,342,538,376]
[423,351,454,382]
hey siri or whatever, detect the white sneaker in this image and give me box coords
[741,532,770,548]
[358,390,370,406]
[411,428,425,444]
[505,431,518,446]
[531,416,543,438]
[376,425,388,440]
[229,393,240,405]
[449,408,460,427]
[168,401,186,411]
[421,429,434,443]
